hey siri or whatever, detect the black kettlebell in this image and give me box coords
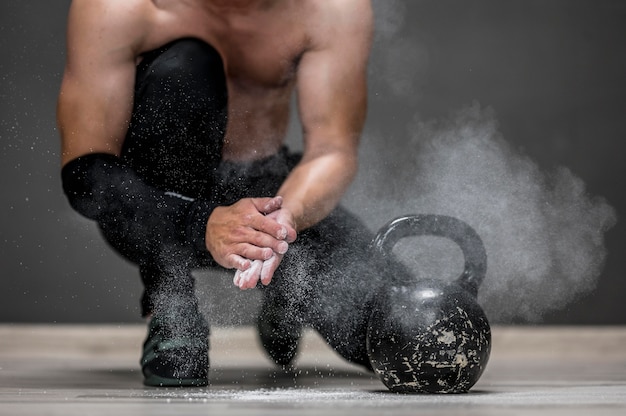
[366,214,491,394]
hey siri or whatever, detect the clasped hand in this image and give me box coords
[205,196,296,289]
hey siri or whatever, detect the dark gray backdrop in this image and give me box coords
[1,1,624,324]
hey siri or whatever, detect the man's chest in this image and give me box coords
[152,3,309,90]
[217,33,305,90]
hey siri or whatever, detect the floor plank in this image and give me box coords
[1,325,625,415]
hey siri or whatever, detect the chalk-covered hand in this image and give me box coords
[205,196,293,273]
[233,204,297,290]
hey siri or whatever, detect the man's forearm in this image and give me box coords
[276,148,358,231]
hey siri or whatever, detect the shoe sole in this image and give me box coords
[143,370,208,387]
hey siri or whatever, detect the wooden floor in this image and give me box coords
[1,325,625,415]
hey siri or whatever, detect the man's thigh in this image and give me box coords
[268,207,383,360]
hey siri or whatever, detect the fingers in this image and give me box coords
[233,269,243,287]
[256,196,283,214]
[284,227,297,244]
[232,228,289,259]
[248,214,289,240]
[278,220,297,243]
[237,243,275,261]
[224,243,283,268]
[234,254,283,290]
[226,253,251,271]
[234,259,264,290]
[260,254,281,286]
[264,207,297,243]
[238,201,294,254]
[235,198,292,242]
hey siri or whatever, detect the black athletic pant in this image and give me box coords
[102,38,385,366]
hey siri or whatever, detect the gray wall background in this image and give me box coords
[1,1,624,325]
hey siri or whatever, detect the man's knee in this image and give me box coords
[141,38,227,101]
[167,38,225,76]
[124,38,228,197]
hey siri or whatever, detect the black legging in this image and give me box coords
[104,38,386,367]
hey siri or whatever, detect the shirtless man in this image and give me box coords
[58,0,380,387]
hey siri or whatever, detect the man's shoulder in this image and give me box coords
[302,0,372,47]
[68,0,154,53]
[70,0,150,17]
[69,0,152,34]
[309,0,372,22]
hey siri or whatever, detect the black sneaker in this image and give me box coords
[141,314,209,387]
[257,297,302,368]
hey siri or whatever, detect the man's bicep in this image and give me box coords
[296,5,372,153]
[58,76,134,164]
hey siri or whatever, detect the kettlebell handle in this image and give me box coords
[371,214,487,297]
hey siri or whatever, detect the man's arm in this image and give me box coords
[59,0,290,272]
[278,0,373,230]
[234,1,373,289]
[57,0,140,164]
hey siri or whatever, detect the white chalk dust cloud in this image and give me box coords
[370,0,430,100]
[350,103,617,322]
[357,0,617,322]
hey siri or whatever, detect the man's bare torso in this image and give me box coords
[130,0,316,161]
[60,0,372,268]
